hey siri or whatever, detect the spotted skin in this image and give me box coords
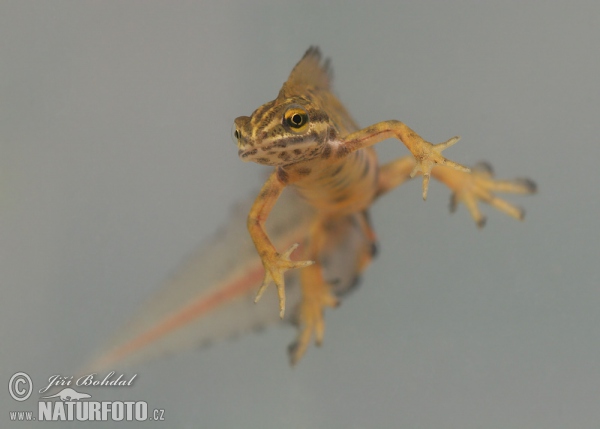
[233,47,536,364]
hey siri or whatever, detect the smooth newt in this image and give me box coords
[88,47,536,371]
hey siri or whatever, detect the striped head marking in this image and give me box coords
[233,97,332,166]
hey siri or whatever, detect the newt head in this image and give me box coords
[233,47,343,167]
[233,97,332,167]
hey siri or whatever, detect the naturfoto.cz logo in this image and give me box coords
[8,371,165,423]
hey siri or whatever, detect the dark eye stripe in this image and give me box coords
[307,110,329,123]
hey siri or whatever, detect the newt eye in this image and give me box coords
[284,107,309,132]
[231,123,241,144]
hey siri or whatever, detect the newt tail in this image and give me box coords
[86,188,370,371]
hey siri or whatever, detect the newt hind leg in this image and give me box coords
[288,213,377,365]
[376,156,537,227]
[435,161,537,227]
[288,261,339,365]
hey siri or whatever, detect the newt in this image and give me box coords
[88,47,535,371]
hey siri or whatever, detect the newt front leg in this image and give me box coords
[338,120,469,200]
[248,170,313,318]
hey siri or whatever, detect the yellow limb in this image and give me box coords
[288,217,339,365]
[248,170,313,318]
[377,158,537,227]
[339,121,469,200]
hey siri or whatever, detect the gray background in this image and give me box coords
[1,1,599,428]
